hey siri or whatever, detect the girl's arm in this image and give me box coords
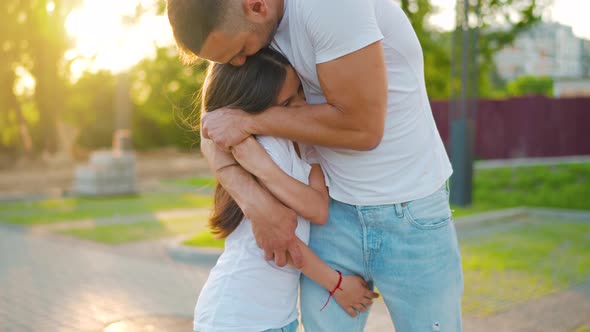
[231,137,329,224]
[290,237,379,317]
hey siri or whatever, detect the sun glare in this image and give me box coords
[65,0,173,79]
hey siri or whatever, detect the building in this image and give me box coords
[554,79,590,98]
[495,22,588,81]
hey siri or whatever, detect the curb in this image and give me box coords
[453,207,529,229]
[167,237,222,267]
[167,207,590,267]
[528,208,590,222]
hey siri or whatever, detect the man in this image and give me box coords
[167,0,463,331]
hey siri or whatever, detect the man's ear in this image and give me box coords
[243,0,269,23]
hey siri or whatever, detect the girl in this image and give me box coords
[194,48,377,332]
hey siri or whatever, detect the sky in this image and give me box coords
[64,0,590,78]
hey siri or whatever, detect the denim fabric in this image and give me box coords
[262,319,299,332]
[301,185,463,331]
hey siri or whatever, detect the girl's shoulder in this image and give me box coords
[255,136,294,159]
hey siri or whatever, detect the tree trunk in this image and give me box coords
[10,91,34,155]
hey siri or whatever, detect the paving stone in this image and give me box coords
[0,226,205,331]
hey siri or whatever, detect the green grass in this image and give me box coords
[461,218,590,316]
[161,162,590,218]
[469,163,590,211]
[59,214,209,244]
[184,218,590,317]
[170,177,216,188]
[0,193,212,225]
[2,162,586,226]
[183,229,225,248]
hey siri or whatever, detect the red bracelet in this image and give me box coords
[320,270,343,311]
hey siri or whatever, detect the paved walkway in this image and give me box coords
[0,224,398,331]
[1,219,590,331]
[0,225,206,331]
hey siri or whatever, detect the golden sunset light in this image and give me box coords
[65,0,172,78]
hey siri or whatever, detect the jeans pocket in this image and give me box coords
[403,185,452,230]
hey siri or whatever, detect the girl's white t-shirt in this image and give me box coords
[194,136,315,332]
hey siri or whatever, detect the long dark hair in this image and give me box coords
[202,48,291,238]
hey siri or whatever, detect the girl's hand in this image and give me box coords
[333,275,379,317]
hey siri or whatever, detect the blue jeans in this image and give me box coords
[263,319,299,332]
[300,184,463,331]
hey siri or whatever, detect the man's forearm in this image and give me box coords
[248,103,383,151]
[201,138,237,172]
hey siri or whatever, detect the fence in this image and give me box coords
[431,96,590,160]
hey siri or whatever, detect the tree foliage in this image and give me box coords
[0,0,81,158]
[400,0,548,99]
[130,46,207,150]
[0,0,554,160]
[505,75,553,97]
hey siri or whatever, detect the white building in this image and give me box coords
[495,22,587,81]
[554,79,590,98]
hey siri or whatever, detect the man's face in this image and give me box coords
[199,21,276,66]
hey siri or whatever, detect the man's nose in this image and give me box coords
[230,55,247,66]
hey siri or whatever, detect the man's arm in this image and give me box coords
[201,42,388,151]
[200,138,303,268]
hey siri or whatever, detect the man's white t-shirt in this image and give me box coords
[194,136,313,332]
[271,0,453,205]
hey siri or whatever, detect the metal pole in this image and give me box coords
[449,0,475,206]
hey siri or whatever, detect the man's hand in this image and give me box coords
[245,197,303,268]
[201,108,252,151]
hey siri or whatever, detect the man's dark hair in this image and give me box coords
[166,0,239,64]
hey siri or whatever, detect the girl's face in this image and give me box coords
[275,66,306,107]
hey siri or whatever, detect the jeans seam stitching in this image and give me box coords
[355,207,371,281]
[404,208,452,230]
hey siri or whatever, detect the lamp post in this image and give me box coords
[449,0,480,206]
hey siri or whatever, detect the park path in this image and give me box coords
[0,224,206,331]
[1,217,590,331]
[0,223,396,331]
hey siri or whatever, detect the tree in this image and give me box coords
[400,0,453,99]
[465,0,549,97]
[26,0,81,156]
[505,75,553,97]
[398,0,549,99]
[130,46,208,150]
[0,0,34,156]
[65,71,117,151]
[0,0,82,159]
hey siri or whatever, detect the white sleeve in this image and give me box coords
[299,144,330,188]
[304,0,384,64]
[255,136,292,175]
[299,144,321,165]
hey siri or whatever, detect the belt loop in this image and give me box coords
[394,203,404,218]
